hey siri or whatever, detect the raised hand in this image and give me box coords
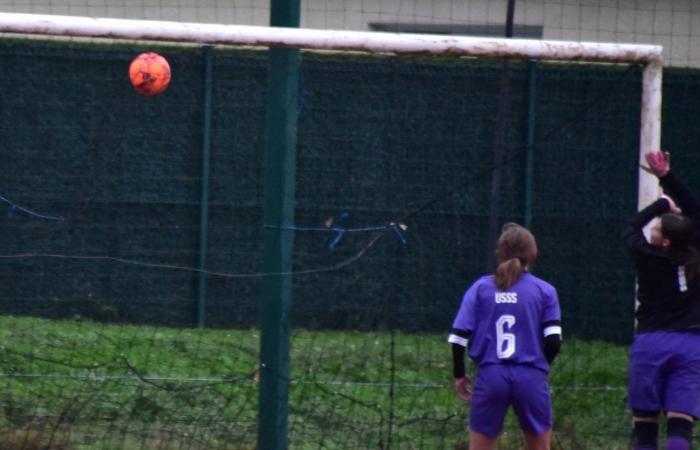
[643,151,670,178]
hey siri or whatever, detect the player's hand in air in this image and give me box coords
[642,150,670,178]
[454,375,472,402]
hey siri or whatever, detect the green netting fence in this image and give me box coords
[0,38,698,448]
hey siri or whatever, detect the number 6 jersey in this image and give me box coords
[448,272,562,372]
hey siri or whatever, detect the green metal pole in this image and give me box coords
[258,1,300,449]
[197,44,214,329]
[524,60,538,229]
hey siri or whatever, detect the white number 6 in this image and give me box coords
[496,315,516,359]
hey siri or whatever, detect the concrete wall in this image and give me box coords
[1,0,698,68]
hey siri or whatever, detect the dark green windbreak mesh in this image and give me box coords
[0,41,641,339]
[0,37,683,449]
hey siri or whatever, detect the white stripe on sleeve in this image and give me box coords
[448,334,468,347]
[543,326,562,338]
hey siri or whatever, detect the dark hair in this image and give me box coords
[493,223,538,290]
[661,213,694,250]
[661,213,700,282]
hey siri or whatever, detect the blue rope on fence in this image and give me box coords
[267,212,407,251]
[0,194,64,222]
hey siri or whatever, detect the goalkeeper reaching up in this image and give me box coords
[623,150,700,450]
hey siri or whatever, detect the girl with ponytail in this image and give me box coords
[448,223,562,450]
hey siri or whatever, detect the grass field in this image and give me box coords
[0,315,632,449]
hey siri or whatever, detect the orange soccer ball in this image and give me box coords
[128,52,171,96]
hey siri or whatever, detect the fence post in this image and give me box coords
[258,1,300,449]
[197,44,214,329]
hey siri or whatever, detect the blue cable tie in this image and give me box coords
[328,231,345,251]
[327,212,349,250]
[330,212,348,227]
[390,223,407,245]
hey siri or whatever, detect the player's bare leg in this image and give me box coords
[468,430,498,450]
[523,429,551,450]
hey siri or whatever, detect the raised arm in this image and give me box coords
[645,151,700,220]
[621,197,671,258]
[660,173,700,222]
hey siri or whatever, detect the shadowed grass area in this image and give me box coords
[0,316,630,449]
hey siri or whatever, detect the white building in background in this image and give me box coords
[2,0,699,68]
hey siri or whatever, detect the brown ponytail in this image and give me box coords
[494,258,525,290]
[493,223,538,290]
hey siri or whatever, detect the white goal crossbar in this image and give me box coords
[0,12,663,210]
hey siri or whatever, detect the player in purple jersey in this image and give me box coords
[448,223,562,450]
[623,151,700,450]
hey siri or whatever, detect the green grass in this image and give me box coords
[0,316,630,449]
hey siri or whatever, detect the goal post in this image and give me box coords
[0,11,664,210]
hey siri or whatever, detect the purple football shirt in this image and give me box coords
[451,272,561,372]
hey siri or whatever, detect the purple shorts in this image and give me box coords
[469,364,552,437]
[628,331,700,418]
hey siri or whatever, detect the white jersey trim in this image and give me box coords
[543,325,562,338]
[448,334,468,347]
